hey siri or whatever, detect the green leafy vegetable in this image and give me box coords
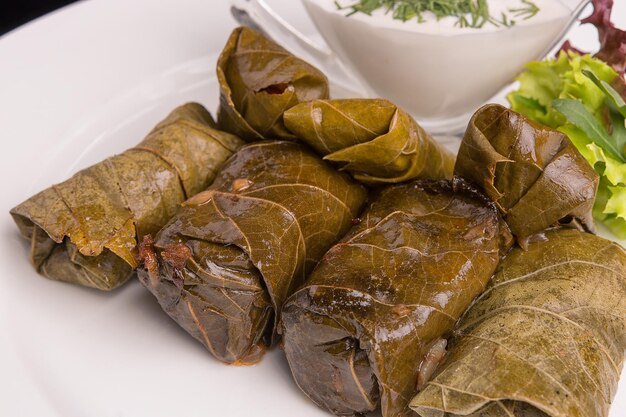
[509,52,617,127]
[583,69,626,116]
[509,51,626,238]
[553,98,625,162]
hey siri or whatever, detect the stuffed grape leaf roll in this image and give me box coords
[217,27,329,141]
[283,98,454,185]
[138,141,366,365]
[454,104,599,245]
[280,179,512,417]
[410,229,626,417]
[11,103,243,290]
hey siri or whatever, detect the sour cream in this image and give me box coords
[329,0,570,34]
[301,0,573,132]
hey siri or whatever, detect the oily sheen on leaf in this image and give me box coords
[410,229,626,417]
[139,141,366,365]
[283,98,454,185]
[455,104,599,244]
[280,179,512,417]
[217,27,329,141]
[10,103,243,290]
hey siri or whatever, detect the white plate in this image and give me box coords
[0,1,624,416]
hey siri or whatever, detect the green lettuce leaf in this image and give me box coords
[606,185,626,220]
[586,142,626,184]
[593,178,626,239]
[508,51,617,128]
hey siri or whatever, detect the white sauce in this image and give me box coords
[302,0,574,123]
[323,0,569,34]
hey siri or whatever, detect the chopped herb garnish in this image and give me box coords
[336,0,540,28]
[509,0,540,20]
[489,11,516,28]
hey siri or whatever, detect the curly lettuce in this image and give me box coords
[508,52,626,238]
[509,52,616,125]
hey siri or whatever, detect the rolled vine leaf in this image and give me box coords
[284,98,454,185]
[410,229,626,417]
[217,26,330,141]
[11,103,243,290]
[139,141,366,365]
[454,104,599,246]
[280,178,512,417]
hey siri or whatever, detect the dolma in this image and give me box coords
[217,27,329,141]
[454,104,599,245]
[283,98,454,185]
[11,103,243,290]
[410,229,626,417]
[138,141,366,365]
[280,179,512,417]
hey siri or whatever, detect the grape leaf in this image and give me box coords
[139,141,366,364]
[281,179,509,417]
[284,98,454,185]
[11,103,243,290]
[411,229,626,417]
